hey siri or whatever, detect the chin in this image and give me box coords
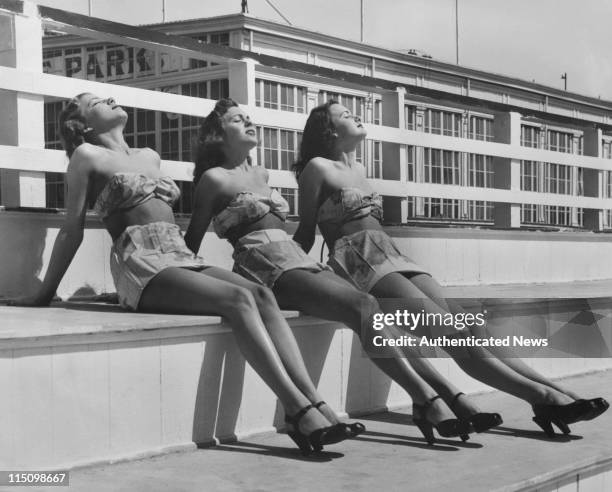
[116,110,128,124]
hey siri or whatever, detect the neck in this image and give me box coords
[96,127,130,154]
[223,146,252,170]
[334,147,358,167]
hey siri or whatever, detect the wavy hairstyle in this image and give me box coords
[193,98,253,185]
[58,93,97,157]
[293,99,339,179]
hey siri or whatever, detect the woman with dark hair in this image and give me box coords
[186,98,504,445]
[292,99,609,438]
[9,93,354,456]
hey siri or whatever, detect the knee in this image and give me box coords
[224,286,257,314]
[249,284,279,310]
[350,292,380,323]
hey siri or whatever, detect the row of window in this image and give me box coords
[602,140,612,159]
[254,81,383,124]
[406,197,494,221]
[255,80,306,113]
[403,109,587,157]
[521,204,581,227]
[404,106,494,141]
[521,126,582,154]
[406,148,494,187]
[521,161,577,195]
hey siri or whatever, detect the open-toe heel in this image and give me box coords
[413,395,472,445]
[575,398,609,422]
[531,399,598,437]
[450,392,503,433]
[313,401,366,438]
[285,404,348,456]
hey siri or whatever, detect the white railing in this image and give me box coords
[1,1,611,222]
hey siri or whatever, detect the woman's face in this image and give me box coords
[78,93,128,133]
[328,103,367,144]
[221,106,258,151]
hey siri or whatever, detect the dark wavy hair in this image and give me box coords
[193,98,252,185]
[58,93,97,157]
[293,99,339,179]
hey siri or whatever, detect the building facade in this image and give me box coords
[39,14,612,229]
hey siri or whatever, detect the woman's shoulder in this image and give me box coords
[301,157,341,179]
[68,143,105,174]
[71,142,103,160]
[304,156,330,170]
[198,166,229,191]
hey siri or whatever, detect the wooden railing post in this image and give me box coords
[583,128,603,231]
[228,58,257,165]
[0,3,46,208]
[382,87,407,222]
[492,111,521,228]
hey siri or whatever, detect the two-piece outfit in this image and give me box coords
[93,172,208,310]
[213,186,428,291]
[212,190,330,287]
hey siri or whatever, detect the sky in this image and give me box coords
[37,0,612,101]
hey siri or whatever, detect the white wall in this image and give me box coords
[2,213,612,300]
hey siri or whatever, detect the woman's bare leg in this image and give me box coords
[199,267,331,409]
[408,273,582,400]
[370,272,574,408]
[138,267,331,435]
[273,269,457,424]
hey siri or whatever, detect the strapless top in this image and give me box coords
[317,187,383,226]
[93,172,180,219]
[213,189,290,239]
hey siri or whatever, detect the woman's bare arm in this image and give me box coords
[293,159,325,253]
[184,173,220,255]
[11,146,94,305]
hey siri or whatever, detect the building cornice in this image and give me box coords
[41,13,612,114]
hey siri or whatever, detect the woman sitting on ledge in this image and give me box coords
[291,99,609,438]
[185,98,503,445]
[8,92,353,456]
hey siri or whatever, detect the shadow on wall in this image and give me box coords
[270,323,337,427]
[0,216,47,298]
[192,322,338,445]
[345,334,393,414]
[193,333,246,445]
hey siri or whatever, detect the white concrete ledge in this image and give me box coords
[1,288,612,469]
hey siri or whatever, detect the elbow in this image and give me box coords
[184,233,198,254]
[294,234,313,253]
[303,239,314,254]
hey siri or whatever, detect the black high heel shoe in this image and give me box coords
[574,398,609,421]
[313,401,366,438]
[285,404,349,456]
[412,395,473,445]
[532,399,601,437]
[450,392,503,433]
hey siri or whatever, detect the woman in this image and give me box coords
[186,98,502,445]
[8,93,353,456]
[292,99,609,438]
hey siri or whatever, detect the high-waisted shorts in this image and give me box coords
[328,229,429,293]
[110,221,209,310]
[232,229,332,288]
